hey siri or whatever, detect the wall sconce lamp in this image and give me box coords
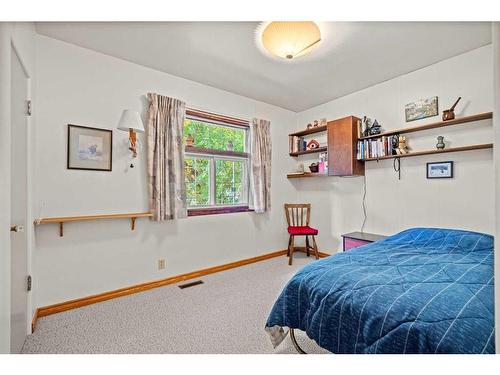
[117,110,145,167]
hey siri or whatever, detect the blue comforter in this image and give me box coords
[265,228,495,354]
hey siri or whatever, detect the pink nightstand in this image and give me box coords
[341,232,387,252]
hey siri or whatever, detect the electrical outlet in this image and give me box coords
[158,259,166,270]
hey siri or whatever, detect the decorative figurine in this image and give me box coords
[369,119,382,136]
[307,139,320,150]
[442,97,461,121]
[309,162,319,173]
[436,136,445,150]
[186,134,194,147]
[227,140,234,151]
[313,120,319,127]
[396,136,409,155]
[319,118,327,126]
[362,116,372,137]
[306,123,313,129]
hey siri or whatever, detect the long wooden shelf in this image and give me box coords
[287,172,329,179]
[363,143,493,161]
[359,112,492,140]
[289,146,327,157]
[34,212,153,237]
[289,125,327,137]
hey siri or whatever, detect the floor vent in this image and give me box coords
[178,280,204,289]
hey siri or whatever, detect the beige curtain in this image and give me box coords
[250,118,272,213]
[147,93,187,221]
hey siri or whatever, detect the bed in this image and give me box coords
[265,227,495,354]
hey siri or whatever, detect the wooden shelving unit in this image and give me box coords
[359,112,492,140]
[287,172,329,179]
[34,212,153,237]
[364,143,493,161]
[289,125,327,137]
[289,146,327,157]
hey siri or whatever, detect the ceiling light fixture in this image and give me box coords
[260,21,321,60]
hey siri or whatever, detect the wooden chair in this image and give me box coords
[284,203,319,265]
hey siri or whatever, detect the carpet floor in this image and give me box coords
[22,253,329,354]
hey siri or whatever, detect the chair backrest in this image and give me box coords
[284,203,311,227]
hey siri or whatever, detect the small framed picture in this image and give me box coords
[405,96,439,122]
[426,161,453,179]
[67,124,113,171]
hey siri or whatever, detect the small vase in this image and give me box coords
[436,136,445,150]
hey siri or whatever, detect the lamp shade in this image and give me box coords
[261,21,321,60]
[117,110,145,133]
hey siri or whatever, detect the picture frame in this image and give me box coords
[405,96,439,122]
[426,161,453,179]
[67,124,113,171]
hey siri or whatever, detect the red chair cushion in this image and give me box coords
[288,226,319,235]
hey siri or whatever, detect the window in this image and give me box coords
[184,109,251,216]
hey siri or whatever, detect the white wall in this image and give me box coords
[295,45,494,252]
[0,22,36,354]
[34,35,297,307]
[492,22,499,352]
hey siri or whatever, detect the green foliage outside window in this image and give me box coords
[184,119,245,152]
[184,119,248,207]
[185,157,210,206]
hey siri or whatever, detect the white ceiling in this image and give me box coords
[35,22,492,112]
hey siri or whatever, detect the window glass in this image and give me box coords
[215,159,245,205]
[184,119,245,152]
[185,157,210,206]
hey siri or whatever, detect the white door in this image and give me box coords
[10,46,29,354]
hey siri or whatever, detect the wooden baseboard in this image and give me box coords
[34,247,332,327]
[36,249,290,319]
[31,309,39,334]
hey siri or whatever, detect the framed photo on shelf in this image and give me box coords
[426,161,453,179]
[67,124,113,171]
[405,96,438,122]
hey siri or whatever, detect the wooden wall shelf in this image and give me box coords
[287,172,329,179]
[289,146,327,157]
[34,212,153,237]
[363,143,493,161]
[359,112,492,140]
[289,125,327,137]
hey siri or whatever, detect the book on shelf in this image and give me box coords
[356,135,398,160]
[289,135,308,153]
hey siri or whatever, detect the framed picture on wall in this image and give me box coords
[67,124,113,171]
[426,161,453,179]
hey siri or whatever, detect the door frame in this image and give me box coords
[10,38,33,341]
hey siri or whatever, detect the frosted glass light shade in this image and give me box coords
[117,110,145,133]
[261,21,321,60]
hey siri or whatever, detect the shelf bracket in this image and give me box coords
[59,222,64,237]
[393,157,401,180]
[131,217,136,231]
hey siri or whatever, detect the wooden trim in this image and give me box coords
[186,108,249,127]
[297,247,330,258]
[36,249,289,318]
[289,146,327,157]
[31,309,39,333]
[289,125,327,137]
[363,143,493,161]
[35,212,153,225]
[188,206,253,217]
[287,172,329,179]
[185,146,248,158]
[359,112,492,140]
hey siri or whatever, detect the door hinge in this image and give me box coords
[26,100,32,116]
[27,275,32,292]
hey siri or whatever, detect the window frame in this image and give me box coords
[184,109,253,216]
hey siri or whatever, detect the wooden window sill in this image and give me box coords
[188,206,254,217]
